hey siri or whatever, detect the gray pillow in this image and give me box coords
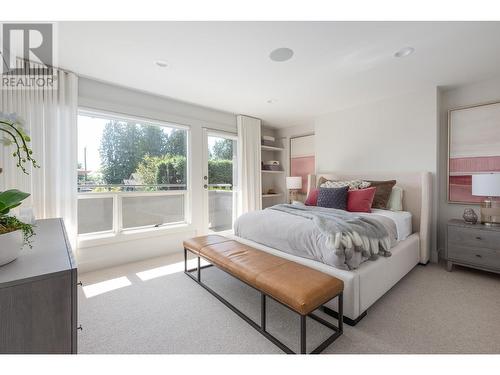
[317,186,349,210]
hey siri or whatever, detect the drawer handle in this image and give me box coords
[475,236,482,240]
[77,325,83,331]
[475,254,482,258]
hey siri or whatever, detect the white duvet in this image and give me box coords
[234,206,412,270]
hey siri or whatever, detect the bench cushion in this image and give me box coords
[184,235,343,315]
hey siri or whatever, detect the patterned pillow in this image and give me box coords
[320,179,371,190]
[317,186,349,210]
[316,176,339,187]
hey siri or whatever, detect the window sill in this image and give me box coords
[77,222,194,249]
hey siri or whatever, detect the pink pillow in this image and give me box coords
[347,187,376,213]
[305,188,319,206]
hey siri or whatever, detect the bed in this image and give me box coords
[230,171,431,324]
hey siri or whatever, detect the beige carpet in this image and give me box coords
[78,254,500,354]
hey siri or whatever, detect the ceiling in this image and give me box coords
[58,21,500,128]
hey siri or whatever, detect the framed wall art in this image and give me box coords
[448,101,500,203]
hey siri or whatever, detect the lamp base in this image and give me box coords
[480,199,500,226]
[289,189,298,204]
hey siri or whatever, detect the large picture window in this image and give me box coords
[77,110,189,236]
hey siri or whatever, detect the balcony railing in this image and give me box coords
[78,183,187,193]
[77,183,187,235]
[208,186,235,232]
[77,183,236,236]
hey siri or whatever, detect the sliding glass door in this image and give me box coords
[202,129,238,233]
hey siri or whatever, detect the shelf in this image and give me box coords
[261,145,284,152]
[262,193,283,198]
[261,170,285,174]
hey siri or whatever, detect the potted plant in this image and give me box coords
[0,113,39,266]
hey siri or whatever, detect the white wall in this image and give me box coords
[77,78,236,272]
[315,88,438,174]
[314,88,439,261]
[437,76,500,255]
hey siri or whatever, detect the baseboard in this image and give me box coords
[322,306,367,326]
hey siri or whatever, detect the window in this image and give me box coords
[77,110,189,236]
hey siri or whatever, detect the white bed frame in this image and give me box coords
[231,171,431,324]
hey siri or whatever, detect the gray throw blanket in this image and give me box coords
[269,204,392,261]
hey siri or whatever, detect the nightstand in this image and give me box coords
[446,219,500,274]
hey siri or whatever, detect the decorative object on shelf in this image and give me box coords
[472,173,500,226]
[462,208,478,224]
[262,160,281,171]
[0,113,39,266]
[286,176,302,203]
[261,135,276,147]
[266,188,276,195]
[448,101,500,204]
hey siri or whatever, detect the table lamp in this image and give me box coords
[472,173,500,226]
[286,176,302,203]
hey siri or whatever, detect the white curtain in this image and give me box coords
[237,115,262,214]
[0,61,78,247]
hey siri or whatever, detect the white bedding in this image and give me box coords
[371,209,412,241]
[234,205,413,270]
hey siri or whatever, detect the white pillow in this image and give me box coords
[387,185,404,211]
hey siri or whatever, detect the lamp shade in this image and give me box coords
[472,174,500,197]
[286,176,302,190]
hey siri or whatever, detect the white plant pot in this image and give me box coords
[0,229,24,267]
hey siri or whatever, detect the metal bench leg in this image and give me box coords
[261,294,266,332]
[197,256,201,282]
[300,315,306,354]
[184,248,187,272]
[184,247,342,354]
[338,292,343,333]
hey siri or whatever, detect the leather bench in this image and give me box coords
[183,235,344,354]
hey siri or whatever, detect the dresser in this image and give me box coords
[446,219,500,274]
[0,218,78,354]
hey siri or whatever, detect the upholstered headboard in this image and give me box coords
[307,172,431,264]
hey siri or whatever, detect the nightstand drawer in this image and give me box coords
[448,226,499,250]
[448,244,500,270]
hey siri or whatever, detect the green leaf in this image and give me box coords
[0,189,30,215]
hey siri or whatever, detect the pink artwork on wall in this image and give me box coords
[448,101,500,203]
[291,156,315,193]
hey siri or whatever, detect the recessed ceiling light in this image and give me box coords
[155,60,168,68]
[394,47,415,58]
[269,48,294,62]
